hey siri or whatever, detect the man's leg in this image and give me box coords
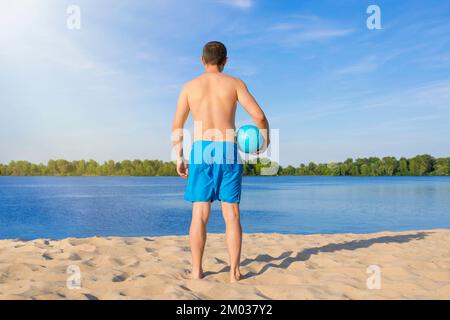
[189,201,211,279]
[221,202,242,282]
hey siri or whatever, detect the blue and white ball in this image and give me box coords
[237,125,264,154]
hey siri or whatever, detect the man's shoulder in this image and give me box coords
[221,73,244,83]
[183,77,199,88]
[182,75,205,89]
[182,74,245,91]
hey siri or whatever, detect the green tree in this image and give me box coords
[409,154,433,176]
[55,159,72,176]
[282,165,296,175]
[85,160,99,176]
[74,160,86,176]
[326,162,340,176]
[360,163,369,176]
[381,156,398,176]
[398,158,409,176]
[103,160,116,176]
[433,158,450,176]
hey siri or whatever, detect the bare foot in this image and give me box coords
[191,268,203,280]
[230,269,241,283]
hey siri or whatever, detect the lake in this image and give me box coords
[0,176,449,240]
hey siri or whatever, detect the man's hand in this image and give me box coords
[176,159,188,178]
[256,136,270,155]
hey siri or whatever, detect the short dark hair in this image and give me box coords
[202,41,227,66]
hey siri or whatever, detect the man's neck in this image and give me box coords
[204,64,222,73]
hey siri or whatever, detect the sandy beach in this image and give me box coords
[0,229,449,300]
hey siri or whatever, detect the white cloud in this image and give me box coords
[268,15,323,32]
[219,0,254,9]
[293,80,450,122]
[288,28,354,42]
[335,56,381,75]
[335,49,408,75]
[0,1,112,75]
[262,15,354,46]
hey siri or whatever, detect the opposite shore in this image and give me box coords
[1,154,450,176]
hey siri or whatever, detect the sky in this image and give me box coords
[0,0,450,166]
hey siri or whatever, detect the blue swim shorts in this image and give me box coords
[184,140,243,203]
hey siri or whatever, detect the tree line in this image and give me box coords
[0,155,449,176]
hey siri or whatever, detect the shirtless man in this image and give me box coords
[171,41,269,282]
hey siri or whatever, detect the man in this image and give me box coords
[171,41,269,282]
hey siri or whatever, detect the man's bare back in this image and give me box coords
[184,72,238,141]
[173,69,268,146]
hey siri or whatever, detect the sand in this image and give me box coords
[0,229,449,300]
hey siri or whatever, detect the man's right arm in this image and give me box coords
[236,79,270,150]
[171,85,190,178]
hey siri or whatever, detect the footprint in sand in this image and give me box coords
[83,293,98,300]
[41,252,53,260]
[112,273,128,282]
[214,257,227,265]
[82,259,96,267]
[109,257,126,266]
[68,253,82,261]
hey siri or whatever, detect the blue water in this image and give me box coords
[0,176,449,240]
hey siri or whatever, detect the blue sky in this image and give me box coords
[1,0,450,165]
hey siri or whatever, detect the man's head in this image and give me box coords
[202,41,227,71]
